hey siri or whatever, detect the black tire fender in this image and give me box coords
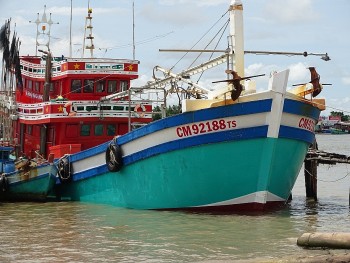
[0,174,9,192]
[57,155,72,183]
[106,142,123,172]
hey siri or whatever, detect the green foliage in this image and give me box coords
[152,106,162,121]
[152,104,182,121]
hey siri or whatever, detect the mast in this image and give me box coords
[132,1,136,60]
[82,1,95,58]
[69,0,73,57]
[229,0,244,78]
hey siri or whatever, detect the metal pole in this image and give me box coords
[69,0,73,57]
[132,1,135,60]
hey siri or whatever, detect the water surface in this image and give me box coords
[1,134,349,262]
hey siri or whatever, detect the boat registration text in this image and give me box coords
[176,119,237,138]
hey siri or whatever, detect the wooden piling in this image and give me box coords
[304,141,318,201]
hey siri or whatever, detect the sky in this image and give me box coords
[1,0,349,116]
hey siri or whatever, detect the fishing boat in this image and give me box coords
[4,1,328,211]
[0,17,59,200]
[0,143,57,201]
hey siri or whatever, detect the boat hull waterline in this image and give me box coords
[55,77,320,212]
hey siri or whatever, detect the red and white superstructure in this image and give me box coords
[9,55,152,159]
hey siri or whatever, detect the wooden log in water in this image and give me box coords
[297,232,350,249]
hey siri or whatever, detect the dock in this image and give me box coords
[304,142,350,201]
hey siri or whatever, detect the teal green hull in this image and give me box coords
[1,167,57,201]
[57,137,308,210]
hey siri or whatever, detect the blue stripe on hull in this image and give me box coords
[124,125,268,165]
[279,125,315,144]
[118,99,273,144]
[283,99,320,119]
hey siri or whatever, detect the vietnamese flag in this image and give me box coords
[68,62,85,70]
[124,63,138,72]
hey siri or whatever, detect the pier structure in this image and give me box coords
[304,143,350,201]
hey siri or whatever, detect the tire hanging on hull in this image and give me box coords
[0,174,9,192]
[57,155,72,183]
[106,139,123,172]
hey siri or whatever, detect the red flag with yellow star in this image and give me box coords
[68,62,85,70]
[124,63,138,72]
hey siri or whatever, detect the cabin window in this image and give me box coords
[120,80,128,92]
[94,124,103,136]
[86,106,98,112]
[83,79,94,93]
[35,82,40,92]
[81,124,90,136]
[101,105,111,110]
[27,80,32,90]
[1,151,9,160]
[113,106,124,111]
[107,124,116,136]
[96,80,105,93]
[107,80,117,93]
[126,106,135,111]
[77,106,84,111]
[66,124,78,138]
[71,79,82,93]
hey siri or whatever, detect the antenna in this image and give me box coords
[132,1,136,59]
[69,0,73,57]
[29,5,59,55]
[82,0,95,58]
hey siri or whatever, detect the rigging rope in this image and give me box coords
[194,19,229,84]
[170,10,229,71]
[304,165,350,183]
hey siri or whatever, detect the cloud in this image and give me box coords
[342,76,350,86]
[288,63,310,83]
[139,3,205,26]
[158,0,228,7]
[264,0,319,24]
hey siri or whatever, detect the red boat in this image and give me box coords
[1,7,153,162]
[14,55,152,159]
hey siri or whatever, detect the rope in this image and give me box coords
[304,165,350,183]
[170,10,229,71]
[194,20,230,84]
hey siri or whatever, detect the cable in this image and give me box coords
[170,10,229,71]
[304,166,350,183]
